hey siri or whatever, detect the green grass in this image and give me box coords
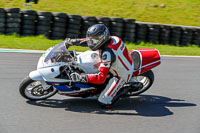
[0,0,200,26]
[0,34,200,56]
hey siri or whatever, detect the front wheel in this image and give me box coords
[125,70,154,96]
[19,76,58,101]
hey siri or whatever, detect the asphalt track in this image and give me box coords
[0,52,200,133]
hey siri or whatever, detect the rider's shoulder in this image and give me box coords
[110,36,122,45]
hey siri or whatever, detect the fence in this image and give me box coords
[0,8,200,46]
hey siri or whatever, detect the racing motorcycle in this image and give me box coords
[19,41,161,104]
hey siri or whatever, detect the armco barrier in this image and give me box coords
[0,8,199,46]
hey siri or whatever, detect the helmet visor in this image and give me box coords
[86,37,99,46]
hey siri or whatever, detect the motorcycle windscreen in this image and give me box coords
[44,42,74,64]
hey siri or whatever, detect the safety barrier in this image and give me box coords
[0,8,199,46]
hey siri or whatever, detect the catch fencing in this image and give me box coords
[0,8,200,46]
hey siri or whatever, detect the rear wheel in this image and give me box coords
[19,76,58,101]
[125,70,154,96]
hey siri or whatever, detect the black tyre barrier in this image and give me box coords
[170,26,182,46]
[21,10,37,36]
[53,17,67,23]
[5,8,21,35]
[7,13,21,18]
[52,12,68,18]
[0,18,5,23]
[21,10,37,15]
[0,8,5,34]
[6,18,21,23]
[22,14,37,20]
[147,23,161,44]
[96,17,110,27]
[0,23,5,27]
[5,27,20,35]
[81,16,97,38]
[66,33,79,39]
[66,14,82,38]
[53,22,67,28]
[180,27,193,46]
[123,18,136,42]
[110,17,124,38]
[36,11,53,37]
[0,8,5,13]
[159,25,171,44]
[5,8,20,13]
[22,29,35,34]
[136,22,148,42]
[68,14,82,20]
[0,8,199,46]
[0,13,5,17]
[37,11,52,17]
[191,28,200,46]
[0,27,5,32]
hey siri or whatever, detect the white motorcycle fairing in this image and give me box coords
[28,42,101,92]
[76,50,101,74]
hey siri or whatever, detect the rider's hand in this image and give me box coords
[64,38,73,48]
[70,72,88,83]
[64,38,81,47]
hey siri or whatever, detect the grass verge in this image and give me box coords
[0,34,200,56]
[0,0,200,26]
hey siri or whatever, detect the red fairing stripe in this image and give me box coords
[80,38,87,42]
[87,67,110,84]
[141,61,161,74]
[107,78,121,96]
[123,48,132,64]
[118,56,129,71]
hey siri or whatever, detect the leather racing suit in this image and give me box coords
[72,36,134,105]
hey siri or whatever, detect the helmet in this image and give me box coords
[86,24,110,51]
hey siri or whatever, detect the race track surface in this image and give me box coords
[0,52,199,133]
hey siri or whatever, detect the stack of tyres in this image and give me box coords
[170,26,182,46]
[147,23,160,44]
[160,25,171,44]
[123,18,136,42]
[36,11,53,38]
[96,17,111,30]
[0,8,6,34]
[110,17,124,38]
[192,28,200,46]
[21,10,37,36]
[66,14,82,39]
[5,8,21,35]
[80,16,97,38]
[135,22,148,43]
[51,13,68,40]
[180,26,193,46]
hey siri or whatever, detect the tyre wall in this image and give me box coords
[0,8,199,46]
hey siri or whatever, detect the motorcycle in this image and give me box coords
[19,41,161,105]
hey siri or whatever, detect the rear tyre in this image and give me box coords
[19,76,57,101]
[125,70,154,96]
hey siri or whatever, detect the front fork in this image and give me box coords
[40,80,52,90]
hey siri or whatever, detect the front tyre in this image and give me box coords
[19,76,58,100]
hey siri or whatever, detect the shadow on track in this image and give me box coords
[26,95,196,117]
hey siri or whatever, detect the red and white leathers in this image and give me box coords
[86,36,134,105]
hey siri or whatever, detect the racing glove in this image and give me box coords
[64,38,87,48]
[70,72,88,83]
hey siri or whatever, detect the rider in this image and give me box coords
[65,24,134,108]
